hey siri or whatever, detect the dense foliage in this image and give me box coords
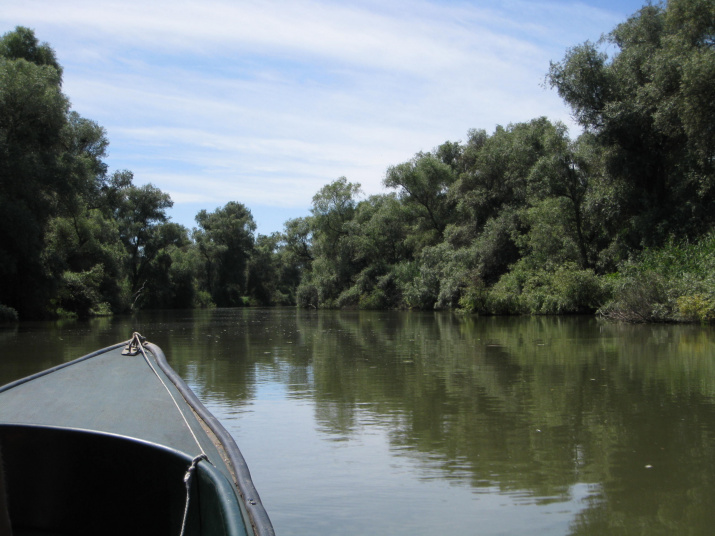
[1,0,714,322]
[0,27,296,319]
[292,0,715,322]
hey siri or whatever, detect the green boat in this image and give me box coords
[0,333,275,536]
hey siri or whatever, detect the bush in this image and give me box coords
[336,285,361,308]
[90,302,113,317]
[486,261,606,315]
[599,234,715,323]
[55,307,78,320]
[359,289,388,309]
[271,289,294,306]
[389,261,420,309]
[56,266,104,319]
[194,290,215,309]
[487,269,526,315]
[598,270,673,322]
[676,294,715,323]
[536,263,605,314]
[0,304,19,322]
[458,276,490,313]
[296,283,319,309]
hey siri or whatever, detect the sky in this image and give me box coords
[2,0,650,236]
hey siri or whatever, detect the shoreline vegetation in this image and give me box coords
[2,0,714,324]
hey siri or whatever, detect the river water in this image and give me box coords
[2,308,715,535]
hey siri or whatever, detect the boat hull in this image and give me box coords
[0,336,274,536]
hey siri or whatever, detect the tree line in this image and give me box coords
[2,0,714,322]
[0,26,296,320]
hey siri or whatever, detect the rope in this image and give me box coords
[124,333,209,536]
[179,453,208,536]
[125,333,207,456]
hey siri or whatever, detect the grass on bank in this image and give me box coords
[599,233,715,323]
[457,232,715,323]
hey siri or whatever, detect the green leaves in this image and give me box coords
[4,13,714,322]
[384,153,455,239]
[0,28,70,316]
[548,42,611,131]
[0,25,62,80]
[548,0,715,250]
[193,202,256,307]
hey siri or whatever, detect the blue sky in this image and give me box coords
[2,0,650,236]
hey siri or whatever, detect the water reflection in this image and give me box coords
[3,310,715,535]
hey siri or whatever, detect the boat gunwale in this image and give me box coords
[0,421,197,463]
[145,342,275,536]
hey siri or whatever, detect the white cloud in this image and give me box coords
[1,0,646,233]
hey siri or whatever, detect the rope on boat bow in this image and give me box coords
[122,332,210,536]
[121,332,146,356]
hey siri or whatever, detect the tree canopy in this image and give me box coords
[2,1,714,323]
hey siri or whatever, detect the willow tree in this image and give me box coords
[0,27,69,316]
[296,177,362,307]
[548,0,715,250]
[194,202,256,307]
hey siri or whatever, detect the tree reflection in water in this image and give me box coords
[3,310,715,535]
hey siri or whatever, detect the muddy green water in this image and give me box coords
[2,309,715,535]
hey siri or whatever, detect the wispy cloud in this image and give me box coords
[2,0,644,232]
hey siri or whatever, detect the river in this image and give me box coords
[2,308,715,535]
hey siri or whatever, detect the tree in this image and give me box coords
[57,112,109,212]
[384,152,456,242]
[353,194,411,267]
[39,111,122,317]
[281,217,313,271]
[451,118,559,232]
[194,202,256,307]
[298,178,362,307]
[278,217,314,302]
[110,174,175,305]
[0,26,62,76]
[447,118,562,284]
[547,0,715,250]
[525,125,597,269]
[338,194,413,309]
[43,209,126,317]
[139,222,194,309]
[310,177,361,248]
[0,27,69,317]
[246,233,288,306]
